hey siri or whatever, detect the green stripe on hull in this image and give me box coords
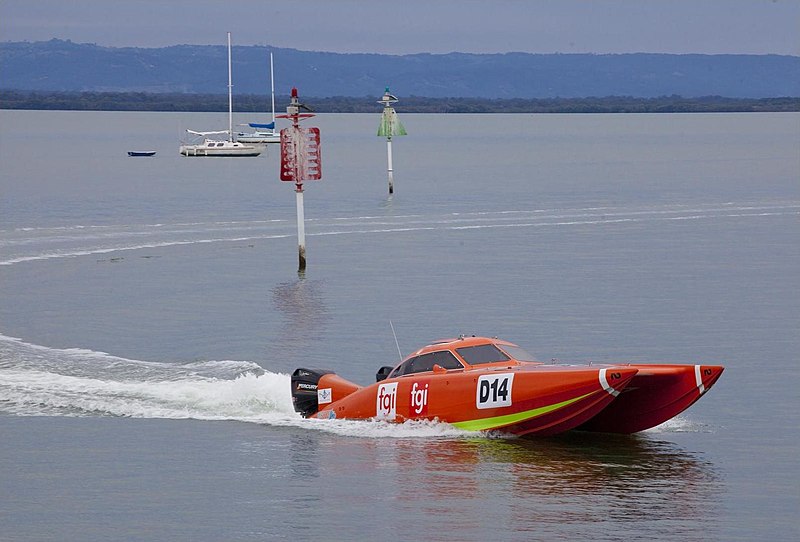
[451,392,595,432]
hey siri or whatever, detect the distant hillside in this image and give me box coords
[2,39,799,99]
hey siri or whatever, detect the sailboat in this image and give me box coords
[236,52,280,144]
[179,32,265,157]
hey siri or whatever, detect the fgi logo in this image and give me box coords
[376,382,398,420]
[410,381,429,415]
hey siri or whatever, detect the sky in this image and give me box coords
[1,0,798,56]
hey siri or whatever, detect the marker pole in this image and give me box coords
[377,87,405,195]
[278,88,320,273]
[387,136,394,194]
[295,182,306,271]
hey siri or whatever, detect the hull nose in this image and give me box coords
[600,367,639,396]
[696,365,724,395]
[500,366,640,437]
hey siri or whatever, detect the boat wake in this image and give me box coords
[0,333,289,420]
[0,334,473,438]
[1,200,797,267]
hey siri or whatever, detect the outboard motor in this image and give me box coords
[375,366,394,382]
[291,368,333,418]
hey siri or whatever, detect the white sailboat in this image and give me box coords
[179,32,265,157]
[236,52,280,144]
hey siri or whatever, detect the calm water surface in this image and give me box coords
[1,110,798,541]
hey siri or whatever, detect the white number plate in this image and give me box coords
[476,373,514,409]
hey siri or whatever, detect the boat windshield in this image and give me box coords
[456,344,511,365]
[496,344,538,362]
[390,350,463,377]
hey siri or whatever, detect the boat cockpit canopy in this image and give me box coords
[456,344,511,365]
[496,344,539,362]
[389,350,463,378]
[383,339,539,380]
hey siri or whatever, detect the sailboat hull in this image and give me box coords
[236,132,281,144]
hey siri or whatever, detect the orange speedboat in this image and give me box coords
[291,336,724,437]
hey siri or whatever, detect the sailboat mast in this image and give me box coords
[270,52,276,126]
[227,31,233,142]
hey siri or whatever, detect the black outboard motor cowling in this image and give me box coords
[291,368,333,418]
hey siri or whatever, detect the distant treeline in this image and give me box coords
[1,90,798,113]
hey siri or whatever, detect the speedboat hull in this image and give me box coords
[577,364,725,433]
[290,336,723,437]
[307,365,638,437]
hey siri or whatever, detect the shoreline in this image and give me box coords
[2,90,798,114]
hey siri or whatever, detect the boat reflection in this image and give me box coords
[293,431,721,539]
